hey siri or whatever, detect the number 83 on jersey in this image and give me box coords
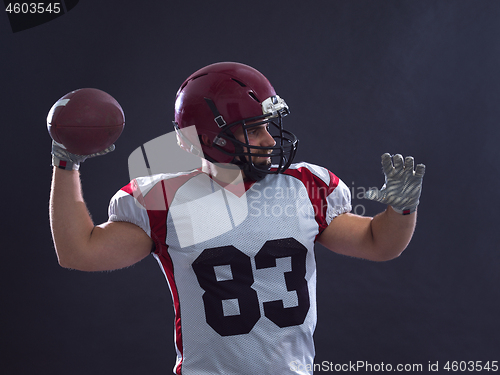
[192,237,311,337]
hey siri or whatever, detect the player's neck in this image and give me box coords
[201,159,245,185]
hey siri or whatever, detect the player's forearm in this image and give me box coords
[49,167,95,268]
[369,206,416,260]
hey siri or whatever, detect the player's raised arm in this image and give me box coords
[318,153,425,261]
[47,89,153,271]
[49,165,152,271]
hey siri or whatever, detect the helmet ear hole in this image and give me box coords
[200,134,212,147]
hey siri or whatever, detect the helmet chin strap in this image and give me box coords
[232,157,270,182]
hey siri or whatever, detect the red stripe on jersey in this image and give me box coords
[157,250,184,375]
[282,166,339,237]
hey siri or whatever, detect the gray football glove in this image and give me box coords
[51,141,115,171]
[364,153,425,215]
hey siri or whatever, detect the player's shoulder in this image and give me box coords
[115,169,204,211]
[123,169,202,194]
[281,161,339,187]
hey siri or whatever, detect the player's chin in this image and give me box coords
[253,156,272,168]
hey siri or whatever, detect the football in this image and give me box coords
[47,88,125,155]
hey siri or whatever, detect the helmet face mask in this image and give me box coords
[214,112,298,180]
[174,62,298,181]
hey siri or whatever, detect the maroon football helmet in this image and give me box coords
[173,62,298,181]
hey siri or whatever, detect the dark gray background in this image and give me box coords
[2,1,499,374]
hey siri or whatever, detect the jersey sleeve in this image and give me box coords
[108,180,152,238]
[303,162,351,227]
[325,178,352,225]
[283,162,352,235]
[107,172,200,254]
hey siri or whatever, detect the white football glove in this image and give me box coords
[51,141,115,171]
[364,153,425,215]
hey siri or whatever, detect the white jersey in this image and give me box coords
[108,162,351,375]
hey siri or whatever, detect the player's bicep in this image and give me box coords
[317,213,378,261]
[81,221,153,271]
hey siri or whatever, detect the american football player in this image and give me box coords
[49,62,425,374]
